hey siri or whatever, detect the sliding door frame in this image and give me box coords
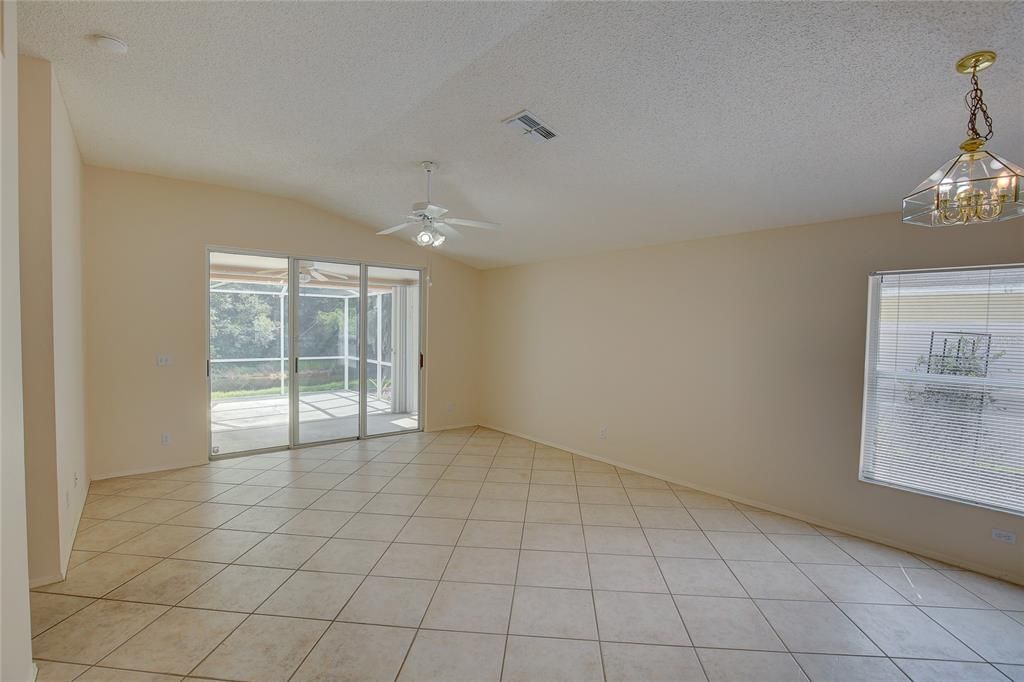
[206,246,293,460]
[361,263,427,440]
[358,266,369,442]
[289,255,365,448]
[206,246,427,460]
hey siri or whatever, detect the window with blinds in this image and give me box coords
[860,264,1024,515]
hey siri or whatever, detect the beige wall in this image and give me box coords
[83,166,482,479]
[18,55,59,582]
[481,213,1024,583]
[18,56,86,585]
[1,1,36,678]
[49,60,87,572]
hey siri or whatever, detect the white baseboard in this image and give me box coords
[91,459,207,482]
[29,479,90,589]
[59,487,87,575]
[29,572,65,589]
[426,422,479,433]
[481,423,1023,586]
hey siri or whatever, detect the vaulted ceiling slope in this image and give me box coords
[20,2,1024,268]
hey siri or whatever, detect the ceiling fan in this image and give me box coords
[298,266,348,284]
[377,161,501,248]
[254,266,348,284]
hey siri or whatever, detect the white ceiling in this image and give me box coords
[20,1,1024,269]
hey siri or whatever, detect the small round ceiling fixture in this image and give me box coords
[955,50,996,74]
[90,33,128,55]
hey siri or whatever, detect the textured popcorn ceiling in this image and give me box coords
[20,1,1024,268]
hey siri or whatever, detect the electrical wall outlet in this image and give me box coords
[447,402,455,414]
[599,426,608,440]
[157,354,173,367]
[74,473,79,488]
[992,529,1017,544]
[160,432,171,446]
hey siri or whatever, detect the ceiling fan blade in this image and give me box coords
[434,222,463,240]
[309,269,328,281]
[444,217,501,230]
[377,221,420,236]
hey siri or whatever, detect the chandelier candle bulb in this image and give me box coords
[902,51,1024,226]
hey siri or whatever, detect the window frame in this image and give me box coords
[857,263,1024,517]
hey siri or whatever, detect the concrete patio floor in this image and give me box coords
[211,390,416,454]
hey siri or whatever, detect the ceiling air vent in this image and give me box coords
[503,110,557,144]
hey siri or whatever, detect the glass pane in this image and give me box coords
[366,266,420,436]
[297,260,361,443]
[381,293,393,364]
[367,295,379,361]
[209,252,290,455]
[862,267,1024,514]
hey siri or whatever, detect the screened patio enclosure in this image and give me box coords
[208,252,422,456]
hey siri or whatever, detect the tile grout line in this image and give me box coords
[276,433,444,682]
[39,427,1023,679]
[697,497,800,675]
[739,518,833,675]
[180,501,381,678]
[724,500,1006,675]
[782,556,897,675]
[499,500,531,682]
[395,426,492,681]
[634,474,712,681]
[574,449,607,682]
[725,505,881,677]
[283,437,439,681]
[31,642,1009,668]
[767,522,1002,671]
[72,433,432,680]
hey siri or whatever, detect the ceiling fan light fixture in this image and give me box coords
[379,161,501,248]
[903,51,1024,226]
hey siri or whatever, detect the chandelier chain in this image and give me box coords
[964,69,994,142]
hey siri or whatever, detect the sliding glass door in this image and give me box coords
[366,266,421,436]
[295,260,361,444]
[208,251,423,456]
[208,252,291,456]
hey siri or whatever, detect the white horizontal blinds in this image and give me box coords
[861,265,1024,515]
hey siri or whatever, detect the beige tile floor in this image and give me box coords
[31,427,1024,682]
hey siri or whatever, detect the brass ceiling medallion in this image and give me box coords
[902,50,1023,226]
[955,50,997,74]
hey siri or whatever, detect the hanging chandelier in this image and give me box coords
[902,51,1023,226]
